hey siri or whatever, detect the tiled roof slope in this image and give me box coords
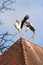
[0,38,43,65]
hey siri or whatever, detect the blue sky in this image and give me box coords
[0,0,43,52]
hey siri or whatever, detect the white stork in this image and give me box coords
[14,15,35,38]
[24,21,35,38]
[14,15,29,37]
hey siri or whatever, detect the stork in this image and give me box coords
[14,15,29,37]
[14,15,35,38]
[24,21,35,38]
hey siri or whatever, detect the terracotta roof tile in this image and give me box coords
[0,38,43,65]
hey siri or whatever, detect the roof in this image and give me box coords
[0,38,43,65]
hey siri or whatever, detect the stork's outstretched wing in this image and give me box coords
[21,15,29,29]
[25,21,35,38]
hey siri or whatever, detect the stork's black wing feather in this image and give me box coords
[24,21,35,38]
[25,21,35,32]
[21,15,29,29]
[29,25,35,32]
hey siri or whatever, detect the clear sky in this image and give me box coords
[0,0,43,52]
